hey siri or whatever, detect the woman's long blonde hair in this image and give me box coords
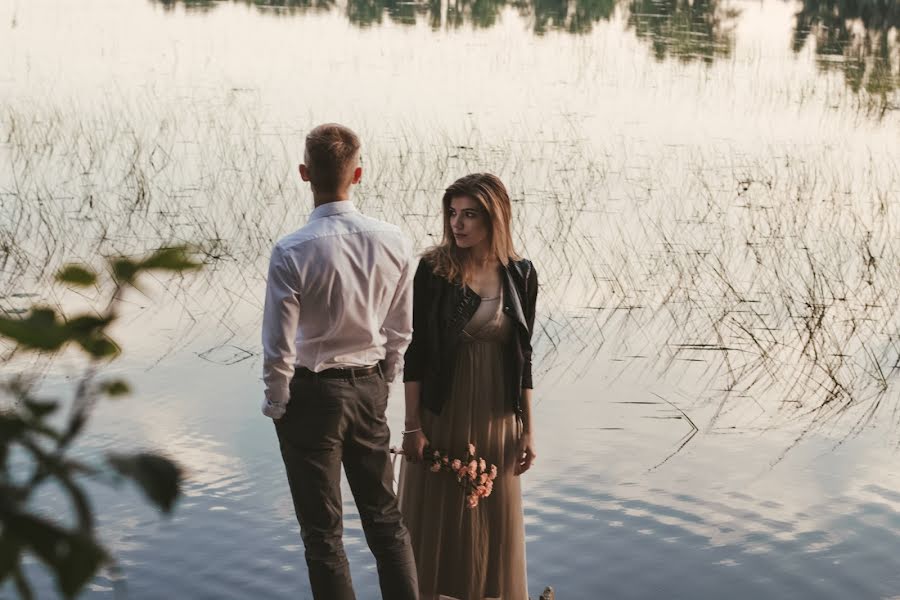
[423,173,520,284]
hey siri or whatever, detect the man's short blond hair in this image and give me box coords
[304,123,361,195]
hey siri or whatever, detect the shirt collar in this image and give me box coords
[309,201,358,222]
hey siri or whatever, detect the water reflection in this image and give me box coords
[149,0,900,103]
[792,0,899,108]
[521,0,615,35]
[626,0,738,63]
[345,0,437,28]
[153,0,615,32]
[154,0,335,14]
[150,0,740,61]
[4,1,900,597]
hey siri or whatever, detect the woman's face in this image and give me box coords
[448,195,490,250]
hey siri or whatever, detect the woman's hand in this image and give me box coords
[402,430,429,462]
[514,432,536,476]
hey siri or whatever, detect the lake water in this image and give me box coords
[1,0,899,598]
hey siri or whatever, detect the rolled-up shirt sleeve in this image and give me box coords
[380,241,415,382]
[261,245,300,419]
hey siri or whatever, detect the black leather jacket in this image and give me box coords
[403,257,538,417]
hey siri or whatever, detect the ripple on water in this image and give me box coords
[522,474,900,599]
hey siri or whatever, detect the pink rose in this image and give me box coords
[433,450,440,459]
[467,493,479,508]
[479,473,489,484]
[478,458,486,472]
[468,460,478,479]
[457,465,469,479]
[483,480,493,497]
[489,464,498,480]
[467,443,476,456]
[451,459,462,471]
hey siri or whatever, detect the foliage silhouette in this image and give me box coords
[0,246,201,598]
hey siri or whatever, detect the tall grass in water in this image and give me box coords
[1,101,897,439]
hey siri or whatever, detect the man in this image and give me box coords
[262,123,418,600]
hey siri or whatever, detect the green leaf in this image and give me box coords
[0,536,22,587]
[140,247,202,272]
[75,334,120,360]
[0,416,19,468]
[64,315,110,338]
[107,453,182,513]
[0,414,27,439]
[23,399,59,419]
[55,265,97,287]
[0,308,68,351]
[0,508,108,598]
[99,379,130,397]
[0,308,121,359]
[111,258,140,285]
[65,313,119,358]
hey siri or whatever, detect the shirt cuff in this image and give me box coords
[381,357,402,383]
[261,397,286,420]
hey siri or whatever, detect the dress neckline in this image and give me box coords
[464,284,502,302]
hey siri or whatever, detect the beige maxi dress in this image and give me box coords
[398,289,528,600]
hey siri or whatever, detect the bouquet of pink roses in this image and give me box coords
[423,443,498,509]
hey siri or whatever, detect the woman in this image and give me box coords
[398,173,538,600]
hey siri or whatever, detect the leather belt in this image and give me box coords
[295,365,380,380]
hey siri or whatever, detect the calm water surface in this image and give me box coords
[1,0,899,598]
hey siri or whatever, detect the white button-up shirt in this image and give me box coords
[261,201,415,419]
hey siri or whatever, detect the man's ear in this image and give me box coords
[351,166,362,185]
[299,164,311,182]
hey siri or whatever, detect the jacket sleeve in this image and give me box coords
[521,261,538,389]
[403,258,432,382]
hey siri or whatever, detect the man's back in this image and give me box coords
[262,201,414,419]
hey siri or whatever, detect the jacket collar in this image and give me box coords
[445,260,528,334]
[501,263,528,331]
[309,200,357,221]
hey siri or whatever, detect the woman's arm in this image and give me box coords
[402,381,429,461]
[402,259,432,461]
[516,262,538,475]
[515,387,536,475]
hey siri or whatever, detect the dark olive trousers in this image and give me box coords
[275,369,418,600]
